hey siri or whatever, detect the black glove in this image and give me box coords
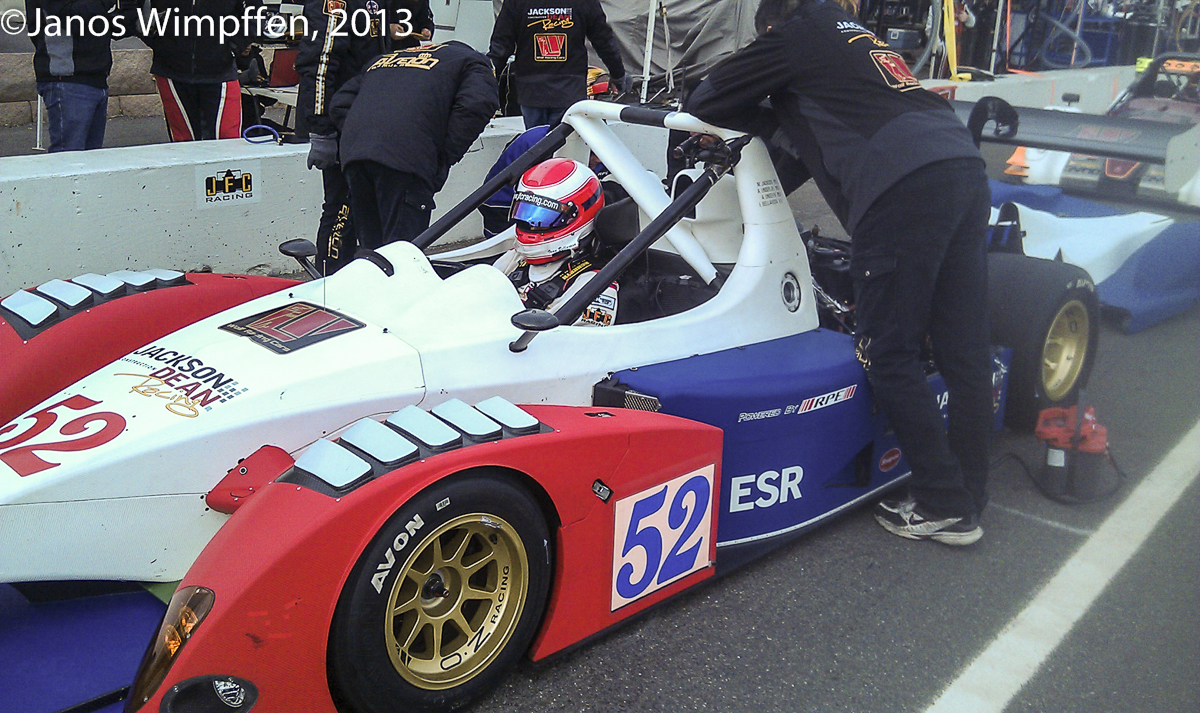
[307,133,338,170]
[614,74,633,96]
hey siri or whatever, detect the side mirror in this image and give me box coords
[509,309,559,353]
[279,239,321,280]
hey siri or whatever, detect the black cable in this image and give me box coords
[991,446,1125,505]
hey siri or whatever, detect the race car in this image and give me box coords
[0,101,1100,713]
[1004,54,1200,208]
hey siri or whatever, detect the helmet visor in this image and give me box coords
[511,192,577,232]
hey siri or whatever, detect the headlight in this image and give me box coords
[124,586,215,712]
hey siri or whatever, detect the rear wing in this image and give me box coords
[952,98,1200,193]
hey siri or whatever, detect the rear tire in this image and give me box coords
[329,471,551,713]
[988,253,1100,430]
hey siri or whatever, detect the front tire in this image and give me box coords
[989,253,1100,430]
[329,471,551,713]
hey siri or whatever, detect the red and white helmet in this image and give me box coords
[511,158,604,264]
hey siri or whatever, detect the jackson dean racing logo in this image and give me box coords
[534,33,567,62]
[870,49,920,91]
[611,464,714,610]
[220,302,365,354]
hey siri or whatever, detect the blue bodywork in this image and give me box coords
[612,329,1010,572]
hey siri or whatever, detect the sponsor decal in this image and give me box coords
[738,385,858,423]
[195,162,261,208]
[370,50,440,71]
[213,680,246,707]
[1075,125,1140,142]
[738,408,781,423]
[847,32,888,48]
[0,395,127,477]
[836,19,869,33]
[323,0,346,15]
[119,346,247,414]
[870,49,920,90]
[879,448,902,472]
[792,385,857,415]
[729,465,804,512]
[534,33,567,61]
[611,465,714,610]
[372,514,426,594]
[526,6,573,31]
[220,302,365,354]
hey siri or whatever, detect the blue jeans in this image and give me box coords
[38,81,108,152]
[852,158,993,520]
[520,105,567,130]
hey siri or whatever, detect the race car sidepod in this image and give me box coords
[127,403,723,713]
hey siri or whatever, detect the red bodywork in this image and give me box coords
[0,274,296,425]
[136,406,723,713]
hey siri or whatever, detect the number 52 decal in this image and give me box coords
[0,395,127,477]
[611,465,715,610]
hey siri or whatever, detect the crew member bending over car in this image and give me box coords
[329,41,498,251]
[296,0,435,272]
[689,0,993,545]
[494,158,620,327]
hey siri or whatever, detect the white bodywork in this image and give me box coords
[991,202,1174,284]
[0,102,820,583]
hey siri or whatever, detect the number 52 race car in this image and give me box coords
[0,101,1099,713]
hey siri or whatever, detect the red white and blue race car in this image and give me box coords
[1004,54,1200,208]
[0,101,1099,713]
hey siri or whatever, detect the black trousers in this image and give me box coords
[343,161,434,251]
[851,158,993,519]
[317,164,355,274]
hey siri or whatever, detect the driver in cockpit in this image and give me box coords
[493,158,620,327]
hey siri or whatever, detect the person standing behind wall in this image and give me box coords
[487,0,630,129]
[295,0,434,273]
[142,0,256,141]
[329,40,498,249]
[26,0,133,152]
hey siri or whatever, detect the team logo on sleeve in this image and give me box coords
[534,33,567,61]
[870,50,920,90]
[323,0,346,15]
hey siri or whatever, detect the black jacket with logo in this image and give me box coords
[141,0,256,83]
[486,0,624,108]
[295,0,433,136]
[330,41,499,194]
[688,0,981,232]
[26,0,121,88]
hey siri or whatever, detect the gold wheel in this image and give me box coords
[1041,299,1090,402]
[383,513,529,690]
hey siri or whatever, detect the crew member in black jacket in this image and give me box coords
[143,0,257,140]
[329,41,498,250]
[690,0,993,545]
[487,0,629,129]
[296,0,434,272]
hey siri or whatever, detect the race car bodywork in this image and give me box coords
[0,101,1099,713]
[1001,54,1200,208]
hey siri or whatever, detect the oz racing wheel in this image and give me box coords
[988,253,1100,430]
[328,471,552,713]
